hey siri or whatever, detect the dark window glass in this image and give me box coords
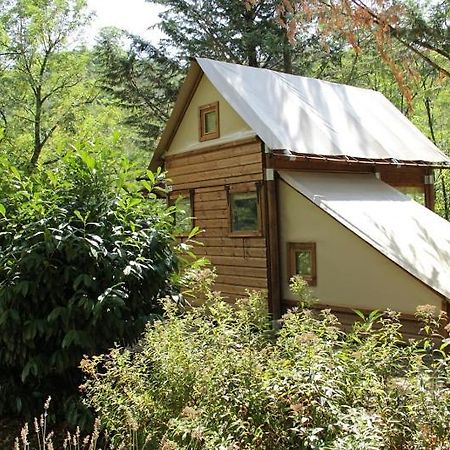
[199,102,219,141]
[204,110,217,134]
[295,250,313,276]
[175,196,193,234]
[231,191,259,232]
[288,242,317,286]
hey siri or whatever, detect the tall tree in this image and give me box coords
[92,2,348,157]
[94,28,182,153]
[0,0,95,168]
[148,0,333,73]
[280,0,450,94]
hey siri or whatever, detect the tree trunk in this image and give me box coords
[282,32,293,74]
[424,96,449,219]
[30,89,43,169]
[243,9,258,67]
[441,172,449,220]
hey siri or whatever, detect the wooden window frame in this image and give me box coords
[199,101,220,142]
[227,183,262,238]
[168,189,195,237]
[287,242,317,286]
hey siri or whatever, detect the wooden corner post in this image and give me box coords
[263,145,282,320]
[424,168,435,211]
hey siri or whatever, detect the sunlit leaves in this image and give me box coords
[83,274,450,448]
[0,148,182,419]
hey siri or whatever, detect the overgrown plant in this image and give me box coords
[81,273,450,449]
[0,147,193,423]
[13,397,106,450]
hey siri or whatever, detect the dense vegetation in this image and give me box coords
[82,275,450,449]
[0,147,195,424]
[14,274,450,449]
[1,0,450,446]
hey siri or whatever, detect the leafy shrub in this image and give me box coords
[0,148,190,422]
[82,273,450,449]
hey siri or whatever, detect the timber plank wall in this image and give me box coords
[165,138,268,300]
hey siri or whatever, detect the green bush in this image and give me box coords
[82,273,450,449]
[0,148,189,422]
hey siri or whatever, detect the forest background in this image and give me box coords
[0,0,449,216]
[1,0,450,445]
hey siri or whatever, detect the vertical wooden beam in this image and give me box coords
[264,148,282,320]
[424,168,435,211]
[441,297,449,338]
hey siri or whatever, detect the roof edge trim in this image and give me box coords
[273,151,450,168]
[149,60,203,171]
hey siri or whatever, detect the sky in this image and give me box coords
[85,0,165,45]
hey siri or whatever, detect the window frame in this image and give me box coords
[168,189,195,237]
[287,242,317,286]
[199,101,220,142]
[227,183,262,238]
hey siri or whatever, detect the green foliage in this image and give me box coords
[150,0,287,68]
[82,272,450,449]
[93,28,183,153]
[0,146,185,422]
[0,0,96,167]
[148,0,340,74]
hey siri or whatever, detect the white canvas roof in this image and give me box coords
[279,171,450,299]
[197,58,449,164]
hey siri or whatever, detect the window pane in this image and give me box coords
[231,192,258,232]
[204,111,217,134]
[295,250,312,276]
[396,186,425,205]
[175,196,192,234]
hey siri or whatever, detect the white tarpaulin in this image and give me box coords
[279,171,450,299]
[197,58,449,164]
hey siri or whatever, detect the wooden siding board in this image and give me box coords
[166,139,260,167]
[195,191,227,202]
[207,255,267,268]
[214,283,267,296]
[193,246,267,258]
[195,199,228,210]
[173,173,263,191]
[198,237,266,248]
[167,140,268,296]
[171,162,263,185]
[216,266,268,278]
[168,152,262,178]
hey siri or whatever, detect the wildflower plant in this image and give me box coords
[79,272,450,449]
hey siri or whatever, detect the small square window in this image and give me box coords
[288,242,317,286]
[170,191,194,235]
[229,190,260,235]
[199,102,219,141]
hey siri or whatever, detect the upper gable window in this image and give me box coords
[199,102,219,142]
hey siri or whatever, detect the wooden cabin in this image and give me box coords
[150,58,450,333]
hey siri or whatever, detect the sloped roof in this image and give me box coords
[197,58,449,163]
[151,57,450,169]
[280,171,450,299]
[193,58,448,164]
